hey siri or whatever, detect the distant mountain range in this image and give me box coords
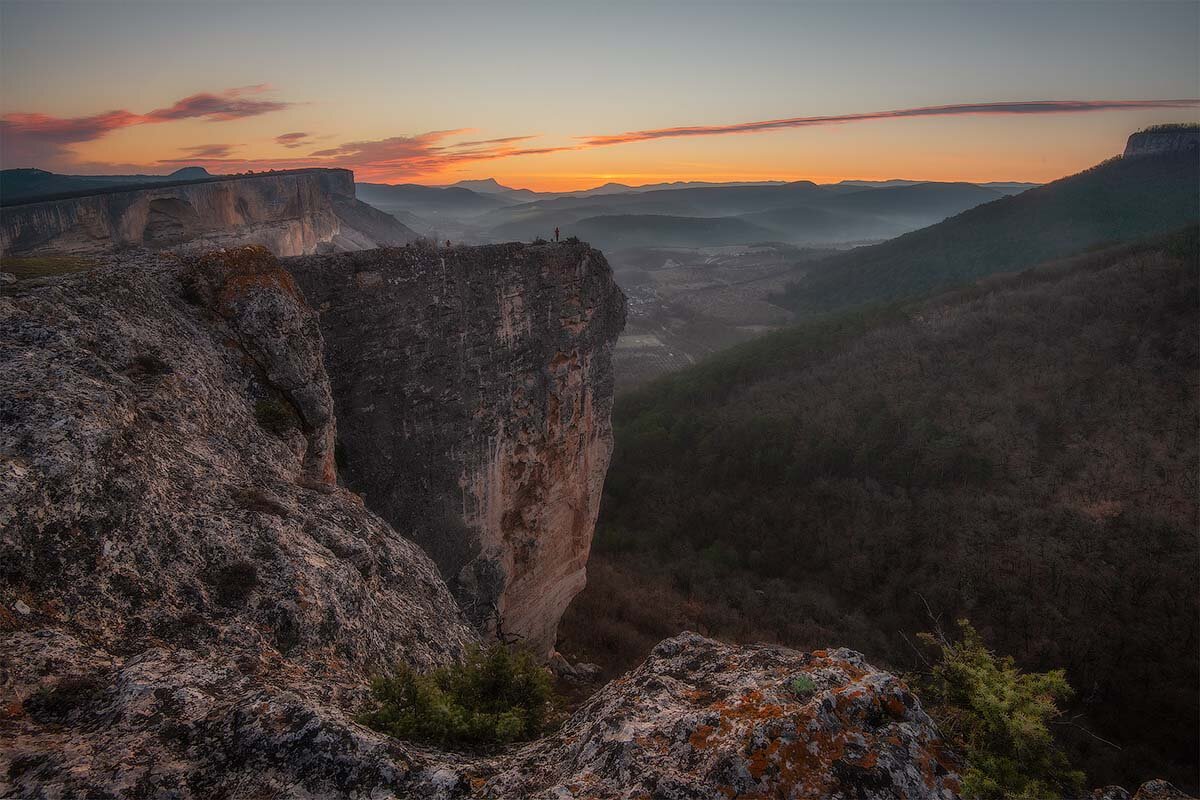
[0,167,1042,251]
[353,177,1029,248]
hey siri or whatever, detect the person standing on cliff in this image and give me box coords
[554,226,560,242]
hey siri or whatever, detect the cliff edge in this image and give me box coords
[0,169,417,257]
[288,239,626,655]
[1124,124,1200,158]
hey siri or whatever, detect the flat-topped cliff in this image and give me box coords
[288,240,625,655]
[1124,124,1200,158]
[0,169,416,257]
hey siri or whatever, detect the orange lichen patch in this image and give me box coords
[197,246,305,313]
[634,732,670,753]
[689,722,717,750]
[881,693,907,719]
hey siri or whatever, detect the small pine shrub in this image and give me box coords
[914,619,1085,800]
[358,644,553,750]
[254,398,300,436]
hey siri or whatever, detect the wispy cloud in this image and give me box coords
[175,143,238,159]
[577,99,1200,146]
[7,96,1197,182]
[275,131,311,148]
[293,130,575,181]
[0,85,291,169]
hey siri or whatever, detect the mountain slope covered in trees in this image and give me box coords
[773,151,1200,316]
[560,227,1200,791]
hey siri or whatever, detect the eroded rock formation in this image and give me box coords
[0,168,417,257]
[1,249,475,796]
[288,240,625,655]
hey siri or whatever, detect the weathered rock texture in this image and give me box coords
[1124,125,1200,158]
[0,168,417,257]
[473,633,964,799]
[0,248,474,795]
[288,240,625,655]
[0,250,973,798]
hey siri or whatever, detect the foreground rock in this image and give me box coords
[474,633,963,799]
[0,248,474,795]
[289,240,625,654]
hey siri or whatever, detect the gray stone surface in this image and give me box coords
[288,239,626,654]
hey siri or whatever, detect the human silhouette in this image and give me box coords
[554,226,560,242]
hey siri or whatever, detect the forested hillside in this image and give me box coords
[773,151,1200,316]
[560,227,1200,791]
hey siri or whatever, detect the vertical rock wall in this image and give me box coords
[288,240,625,655]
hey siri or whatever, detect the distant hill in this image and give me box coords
[355,182,515,219]
[774,149,1200,316]
[832,178,1037,196]
[476,180,1013,246]
[0,167,214,203]
[443,177,541,202]
[574,179,790,196]
[570,214,777,249]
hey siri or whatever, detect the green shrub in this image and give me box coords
[359,644,553,750]
[914,619,1085,800]
[254,398,300,436]
[789,675,816,696]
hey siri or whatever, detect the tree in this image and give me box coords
[915,619,1085,800]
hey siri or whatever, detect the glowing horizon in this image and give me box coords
[2,1,1197,191]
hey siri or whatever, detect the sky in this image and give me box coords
[1,0,1198,191]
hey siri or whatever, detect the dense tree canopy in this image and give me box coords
[561,228,1199,791]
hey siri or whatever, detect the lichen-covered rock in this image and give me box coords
[181,245,337,483]
[288,240,625,654]
[470,633,963,800]
[0,249,478,797]
[1131,779,1196,800]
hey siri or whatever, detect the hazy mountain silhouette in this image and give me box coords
[775,149,1200,315]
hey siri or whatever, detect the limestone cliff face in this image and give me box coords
[1124,126,1200,158]
[288,240,625,655]
[0,169,416,257]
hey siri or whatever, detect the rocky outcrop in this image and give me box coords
[1124,125,1200,158]
[473,633,963,799]
[0,250,476,795]
[0,168,417,257]
[0,249,970,799]
[288,240,625,655]
[1094,781,1196,800]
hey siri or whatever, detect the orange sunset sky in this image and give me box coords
[2,0,1198,191]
